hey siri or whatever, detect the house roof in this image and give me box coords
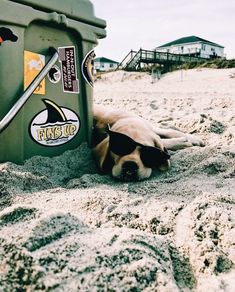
[95,57,119,64]
[157,36,224,48]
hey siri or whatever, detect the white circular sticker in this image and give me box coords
[29,99,80,147]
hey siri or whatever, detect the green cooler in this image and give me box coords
[0,0,106,163]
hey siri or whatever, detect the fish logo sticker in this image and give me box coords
[82,49,95,87]
[47,65,61,84]
[29,99,80,146]
[24,51,45,95]
[0,27,18,46]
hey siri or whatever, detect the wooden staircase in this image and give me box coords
[117,49,206,71]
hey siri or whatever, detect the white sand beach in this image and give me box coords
[0,68,235,291]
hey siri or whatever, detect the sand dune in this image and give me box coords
[0,68,234,291]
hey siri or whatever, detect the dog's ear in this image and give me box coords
[92,137,114,173]
[92,124,108,147]
[157,147,171,171]
[161,147,171,160]
[154,135,171,170]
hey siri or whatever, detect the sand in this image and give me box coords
[0,68,234,291]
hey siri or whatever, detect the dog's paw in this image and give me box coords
[185,134,205,147]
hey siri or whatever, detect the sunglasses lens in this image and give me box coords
[141,146,170,167]
[108,127,170,166]
[109,131,136,155]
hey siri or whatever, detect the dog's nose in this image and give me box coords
[121,161,139,181]
[122,161,139,172]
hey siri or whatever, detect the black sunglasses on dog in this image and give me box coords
[107,125,170,168]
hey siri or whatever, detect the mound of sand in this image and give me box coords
[0,69,234,291]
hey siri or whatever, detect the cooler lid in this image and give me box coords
[9,0,106,29]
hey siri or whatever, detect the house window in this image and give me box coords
[110,63,114,68]
[202,44,206,50]
[178,46,183,52]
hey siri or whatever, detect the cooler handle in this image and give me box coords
[0,48,59,133]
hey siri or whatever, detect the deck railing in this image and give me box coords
[118,48,207,71]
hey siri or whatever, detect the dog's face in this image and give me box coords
[93,117,170,181]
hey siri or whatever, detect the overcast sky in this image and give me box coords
[92,0,235,62]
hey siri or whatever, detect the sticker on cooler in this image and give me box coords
[58,46,79,93]
[82,49,95,87]
[29,99,80,147]
[47,65,61,84]
[0,27,18,46]
[24,50,45,95]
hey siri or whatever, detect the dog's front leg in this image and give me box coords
[155,128,204,147]
[162,137,195,151]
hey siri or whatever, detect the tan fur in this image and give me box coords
[92,104,203,181]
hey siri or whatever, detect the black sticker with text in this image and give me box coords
[58,46,79,93]
[29,99,80,147]
[0,27,18,46]
[82,49,95,87]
